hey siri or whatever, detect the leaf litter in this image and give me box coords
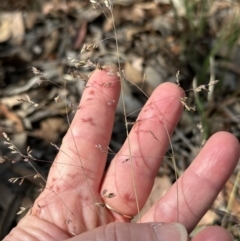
[0,0,240,239]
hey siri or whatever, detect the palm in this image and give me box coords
[6,69,239,241]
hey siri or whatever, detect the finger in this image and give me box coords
[3,215,71,241]
[66,222,187,241]
[47,69,120,191]
[101,82,185,217]
[192,226,233,241]
[141,132,240,232]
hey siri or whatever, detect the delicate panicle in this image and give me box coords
[104,0,113,10]
[81,43,98,53]
[32,67,42,75]
[17,95,39,107]
[180,97,196,111]
[16,207,27,215]
[176,71,180,86]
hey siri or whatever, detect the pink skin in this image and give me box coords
[3,69,240,241]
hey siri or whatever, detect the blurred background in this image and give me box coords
[0,0,240,239]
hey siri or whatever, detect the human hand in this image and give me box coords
[4,69,239,241]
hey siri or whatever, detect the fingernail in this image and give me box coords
[151,223,188,241]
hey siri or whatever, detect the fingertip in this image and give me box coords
[211,131,239,146]
[191,131,239,190]
[89,67,120,86]
[152,82,186,100]
[207,131,240,160]
[192,226,233,241]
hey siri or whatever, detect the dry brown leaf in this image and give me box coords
[0,13,12,43]
[42,2,68,15]
[24,12,38,30]
[0,103,24,132]
[40,117,68,143]
[171,0,185,16]
[166,36,182,56]
[74,21,88,49]
[11,12,25,45]
[224,179,240,215]
[197,210,218,226]
[0,12,25,44]
[124,62,143,85]
[42,30,59,59]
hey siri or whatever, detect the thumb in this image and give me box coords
[66,222,188,241]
